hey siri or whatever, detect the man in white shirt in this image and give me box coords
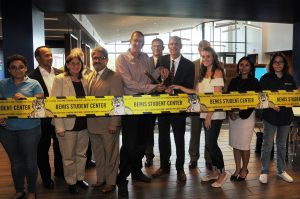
[29,46,64,189]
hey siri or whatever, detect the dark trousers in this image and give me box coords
[144,115,157,159]
[203,119,225,171]
[0,126,41,193]
[86,139,93,163]
[37,119,63,182]
[117,115,152,185]
[158,114,186,171]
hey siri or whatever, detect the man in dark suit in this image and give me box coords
[152,36,195,182]
[144,38,165,167]
[28,46,64,189]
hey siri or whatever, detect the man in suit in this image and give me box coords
[152,36,195,182]
[144,38,165,167]
[87,47,123,193]
[188,40,213,169]
[116,31,166,197]
[28,46,64,189]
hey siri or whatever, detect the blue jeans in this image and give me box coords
[203,119,224,172]
[0,126,41,193]
[261,120,290,174]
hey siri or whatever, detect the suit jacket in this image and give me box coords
[87,68,124,134]
[193,58,201,89]
[50,74,88,133]
[28,67,63,97]
[160,54,195,93]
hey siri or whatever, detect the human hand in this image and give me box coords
[154,83,166,92]
[160,68,169,82]
[13,92,26,100]
[57,131,65,137]
[108,124,118,134]
[204,117,212,129]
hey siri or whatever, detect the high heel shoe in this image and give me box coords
[15,192,26,199]
[211,172,228,188]
[236,169,249,181]
[230,174,239,181]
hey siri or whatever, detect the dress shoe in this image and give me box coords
[152,168,170,178]
[144,158,153,167]
[132,173,151,183]
[101,185,115,193]
[27,193,37,199]
[177,170,187,182]
[76,180,89,189]
[43,179,54,189]
[189,161,197,169]
[118,184,129,198]
[68,184,79,194]
[15,192,26,199]
[85,160,96,168]
[211,172,228,188]
[236,169,249,181]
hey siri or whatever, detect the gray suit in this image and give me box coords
[87,68,123,185]
[189,59,212,164]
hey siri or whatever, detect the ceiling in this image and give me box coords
[2,0,297,45]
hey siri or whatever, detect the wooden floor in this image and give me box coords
[1,120,300,199]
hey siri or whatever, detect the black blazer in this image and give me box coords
[160,54,195,93]
[28,67,63,97]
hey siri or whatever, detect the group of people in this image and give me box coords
[0,30,298,199]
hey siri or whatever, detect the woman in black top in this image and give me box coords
[227,56,260,181]
[259,53,296,184]
[50,53,89,194]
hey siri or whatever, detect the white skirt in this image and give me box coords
[229,111,256,150]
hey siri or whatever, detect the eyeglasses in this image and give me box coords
[273,61,284,64]
[9,65,26,71]
[93,56,106,60]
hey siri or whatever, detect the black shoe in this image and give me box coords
[76,180,89,189]
[118,184,129,198]
[144,158,153,167]
[132,173,151,183]
[177,170,187,182]
[236,169,249,181]
[43,179,54,189]
[16,192,26,199]
[189,161,197,169]
[68,184,79,194]
[152,167,170,178]
[85,160,96,168]
[230,174,239,181]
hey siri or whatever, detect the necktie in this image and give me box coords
[89,72,98,95]
[170,60,175,83]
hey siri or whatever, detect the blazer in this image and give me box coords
[160,54,195,93]
[50,73,88,133]
[28,67,63,97]
[87,68,124,134]
[193,58,201,89]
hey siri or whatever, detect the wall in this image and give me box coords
[261,23,293,63]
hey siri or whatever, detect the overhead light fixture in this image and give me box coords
[172,27,193,32]
[244,23,261,30]
[144,33,159,36]
[222,27,240,33]
[45,29,72,32]
[215,22,237,28]
[45,36,64,38]
[44,17,59,21]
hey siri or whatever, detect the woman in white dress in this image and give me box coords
[227,56,260,181]
[170,46,228,188]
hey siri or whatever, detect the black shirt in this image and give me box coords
[260,72,296,125]
[71,81,87,131]
[227,75,260,119]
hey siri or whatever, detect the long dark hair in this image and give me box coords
[268,52,289,75]
[199,47,224,82]
[237,56,255,78]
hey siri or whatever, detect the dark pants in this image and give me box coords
[37,119,63,182]
[158,113,186,171]
[86,139,93,163]
[0,126,41,193]
[189,115,212,163]
[144,115,157,159]
[203,119,225,171]
[117,115,152,185]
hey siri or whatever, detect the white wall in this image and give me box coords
[246,23,262,63]
[261,23,293,63]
